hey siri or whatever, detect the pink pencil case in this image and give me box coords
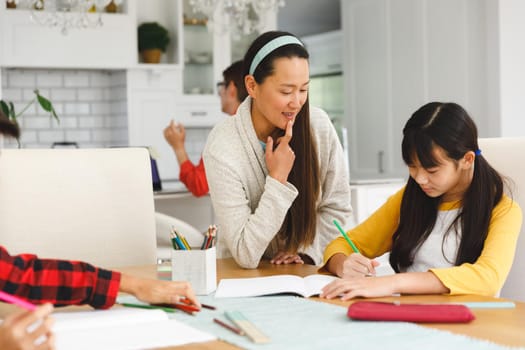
[347,301,475,323]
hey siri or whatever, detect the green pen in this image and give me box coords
[333,219,360,253]
[120,302,176,313]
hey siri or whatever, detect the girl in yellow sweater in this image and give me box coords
[321,102,522,300]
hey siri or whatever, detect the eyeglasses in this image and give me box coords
[216,81,227,95]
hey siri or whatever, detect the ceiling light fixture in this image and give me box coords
[188,0,285,39]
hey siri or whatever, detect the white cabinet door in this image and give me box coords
[302,30,342,76]
[127,69,181,179]
[350,181,405,225]
[342,0,490,180]
[0,9,135,69]
[127,69,222,180]
[343,0,391,179]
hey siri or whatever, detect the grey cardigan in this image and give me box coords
[203,98,352,268]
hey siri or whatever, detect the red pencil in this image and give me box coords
[172,303,199,314]
[153,302,199,315]
[180,297,216,310]
[213,318,245,336]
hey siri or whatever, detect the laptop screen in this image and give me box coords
[150,156,162,191]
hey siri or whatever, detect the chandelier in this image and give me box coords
[188,0,285,38]
[6,0,122,35]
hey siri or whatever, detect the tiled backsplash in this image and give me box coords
[1,68,128,148]
[1,68,211,178]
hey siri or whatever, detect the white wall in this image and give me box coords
[497,0,525,136]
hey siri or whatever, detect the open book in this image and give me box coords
[215,274,339,298]
[52,307,215,350]
[215,262,396,298]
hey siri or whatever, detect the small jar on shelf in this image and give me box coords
[6,0,17,9]
[104,0,118,13]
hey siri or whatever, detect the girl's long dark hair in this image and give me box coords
[390,102,503,272]
[243,31,320,253]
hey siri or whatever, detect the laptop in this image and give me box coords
[150,156,188,193]
[150,156,162,191]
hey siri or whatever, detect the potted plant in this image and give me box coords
[0,89,59,147]
[138,22,170,64]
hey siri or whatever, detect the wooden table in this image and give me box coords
[116,259,525,349]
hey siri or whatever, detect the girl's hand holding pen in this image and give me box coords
[341,253,380,278]
[331,219,378,277]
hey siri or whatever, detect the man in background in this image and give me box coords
[163,60,248,197]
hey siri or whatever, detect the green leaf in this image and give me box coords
[36,93,52,111]
[8,101,17,123]
[36,92,59,123]
[0,100,16,122]
[0,100,9,117]
[50,107,59,123]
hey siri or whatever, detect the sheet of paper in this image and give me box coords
[303,274,338,296]
[52,307,216,350]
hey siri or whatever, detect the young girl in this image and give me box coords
[321,102,522,299]
[203,31,352,269]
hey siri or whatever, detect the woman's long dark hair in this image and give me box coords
[243,31,320,253]
[389,102,503,272]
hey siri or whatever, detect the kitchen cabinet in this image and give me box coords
[0,1,136,68]
[301,30,342,77]
[183,23,214,95]
[126,67,225,179]
[342,0,490,180]
[350,179,405,226]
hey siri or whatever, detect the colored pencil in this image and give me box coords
[333,219,359,253]
[213,318,245,336]
[0,290,36,311]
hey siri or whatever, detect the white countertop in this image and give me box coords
[350,178,405,185]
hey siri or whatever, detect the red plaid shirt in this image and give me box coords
[0,245,121,309]
[179,158,209,197]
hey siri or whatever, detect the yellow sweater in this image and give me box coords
[323,188,522,296]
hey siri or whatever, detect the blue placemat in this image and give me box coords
[118,295,521,350]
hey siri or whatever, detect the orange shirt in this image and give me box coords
[179,158,209,197]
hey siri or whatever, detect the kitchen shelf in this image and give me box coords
[133,63,183,70]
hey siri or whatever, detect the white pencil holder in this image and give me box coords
[171,247,217,295]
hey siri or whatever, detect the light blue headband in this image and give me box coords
[249,35,304,75]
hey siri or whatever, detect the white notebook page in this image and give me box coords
[52,308,215,350]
